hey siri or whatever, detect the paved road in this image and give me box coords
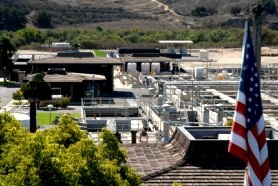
[0,86,19,110]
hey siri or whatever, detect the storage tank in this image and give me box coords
[158,95,164,106]
[221,70,228,78]
[151,63,160,74]
[194,67,205,79]
[52,42,71,48]
[141,63,150,74]
[199,50,209,60]
[106,119,116,132]
[169,107,179,121]
[127,62,137,72]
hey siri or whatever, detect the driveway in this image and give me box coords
[0,86,19,110]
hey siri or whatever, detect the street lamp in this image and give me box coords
[47,104,54,125]
[3,67,6,83]
[92,75,95,106]
[190,77,195,111]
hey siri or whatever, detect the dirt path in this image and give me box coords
[151,0,181,18]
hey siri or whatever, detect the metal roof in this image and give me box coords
[27,56,123,65]
[159,40,193,44]
[120,56,173,63]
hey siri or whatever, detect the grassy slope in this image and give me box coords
[5,0,278,30]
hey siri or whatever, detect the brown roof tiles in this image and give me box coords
[124,127,278,185]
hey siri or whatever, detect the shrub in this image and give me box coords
[230,6,241,16]
[54,96,70,108]
[39,96,70,108]
[39,100,53,108]
[12,89,24,100]
[191,6,216,17]
[12,100,29,106]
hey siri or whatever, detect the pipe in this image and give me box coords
[162,80,278,86]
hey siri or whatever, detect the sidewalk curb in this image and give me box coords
[3,100,14,112]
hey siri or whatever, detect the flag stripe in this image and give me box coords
[228,21,271,186]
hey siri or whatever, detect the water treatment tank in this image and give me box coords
[127,62,137,72]
[151,63,160,74]
[141,63,150,74]
[221,70,228,78]
[194,67,205,79]
[106,119,116,132]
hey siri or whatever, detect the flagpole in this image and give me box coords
[252,3,264,80]
[228,20,272,186]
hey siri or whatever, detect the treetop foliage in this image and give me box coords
[0,36,17,70]
[21,72,52,101]
[0,112,142,185]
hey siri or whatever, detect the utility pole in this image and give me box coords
[252,3,264,80]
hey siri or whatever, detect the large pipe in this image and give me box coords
[162,80,278,86]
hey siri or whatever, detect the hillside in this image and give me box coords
[1,0,278,30]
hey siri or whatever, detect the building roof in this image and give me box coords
[120,56,173,63]
[24,73,106,83]
[27,56,123,65]
[124,127,278,185]
[159,40,193,44]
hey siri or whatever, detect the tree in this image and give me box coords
[14,28,44,46]
[191,6,212,17]
[33,10,53,28]
[230,6,241,16]
[0,113,142,185]
[0,36,17,83]
[21,72,52,106]
[262,0,277,14]
[0,7,27,31]
[21,73,52,132]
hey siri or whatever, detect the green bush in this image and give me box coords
[39,100,53,108]
[54,96,70,108]
[12,89,24,100]
[12,100,29,106]
[39,96,70,108]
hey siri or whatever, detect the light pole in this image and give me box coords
[190,77,195,111]
[3,67,6,83]
[47,104,54,125]
[92,75,95,106]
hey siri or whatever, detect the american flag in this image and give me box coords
[228,21,271,185]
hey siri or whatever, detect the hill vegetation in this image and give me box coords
[1,0,278,49]
[1,0,278,30]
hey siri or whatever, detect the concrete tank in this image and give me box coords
[151,63,160,74]
[141,63,150,74]
[194,67,205,79]
[127,63,137,72]
[106,119,116,132]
